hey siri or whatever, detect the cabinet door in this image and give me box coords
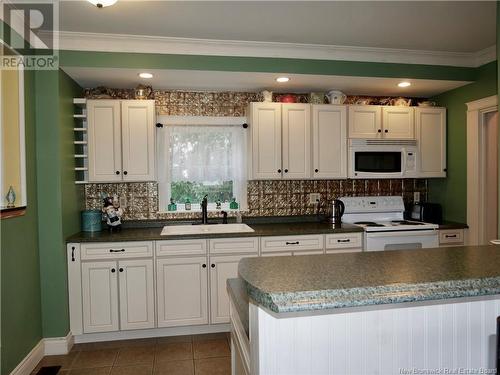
[210,255,248,324]
[87,100,122,182]
[416,107,446,177]
[81,261,119,333]
[382,106,415,139]
[312,105,347,179]
[121,100,156,181]
[156,257,208,327]
[282,104,311,179]
[250,103,282,179]
[118,259,155,330]
[348,105,382,138]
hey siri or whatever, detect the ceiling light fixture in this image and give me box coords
[276,77,290,83]
[398,81,411,88]
[88,0,117,8]
[138,72,153,79]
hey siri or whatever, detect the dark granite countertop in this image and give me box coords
[227,278,249,338]
[438,221,469,230]
[238,245,500,313]
[67,221,363,243]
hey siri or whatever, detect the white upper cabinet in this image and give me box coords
[87,99,156,183]
[121,101,156,181]
[382,106,415,139]
[249,103,282,179]
[348,105,382,138]
[87,100,122,182]
[416,107,446,177]
[282,104,311,179]
[312,105,347,179]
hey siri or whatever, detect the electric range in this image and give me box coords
[340,196,439,251]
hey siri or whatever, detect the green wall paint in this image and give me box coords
[36,70,82,338]
[429,62,498,223]
[60,50,477,82]
[1,71,43,374]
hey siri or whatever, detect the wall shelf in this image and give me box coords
[74,98,88,185]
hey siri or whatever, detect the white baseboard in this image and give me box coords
[9,332,74,375]
[44,332,74,355]
[9,340,44,375]
[74,324,230,343]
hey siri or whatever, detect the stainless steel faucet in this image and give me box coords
[201,194,209,224]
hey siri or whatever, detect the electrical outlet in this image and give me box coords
[309,193,321,205]
[413,192,420,203]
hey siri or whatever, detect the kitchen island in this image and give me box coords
[228,245,500,375]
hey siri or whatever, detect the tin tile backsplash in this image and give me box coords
[83,179,427,220]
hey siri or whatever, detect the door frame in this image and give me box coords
[466,95,498,245]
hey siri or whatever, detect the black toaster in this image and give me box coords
[410,203,443,224]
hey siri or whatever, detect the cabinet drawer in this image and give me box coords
[325,233,363,250]
[81,241,153,260]
[209,237,259,255]
[156,239,207,257]
[260,235,324,254]
[439,229,464,245]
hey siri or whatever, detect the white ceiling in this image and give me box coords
[62,67,470,97]
[60,1,496,53]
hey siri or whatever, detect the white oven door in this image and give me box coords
[365,230,439,252]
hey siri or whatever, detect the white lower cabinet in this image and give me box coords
[82,261,119,334]
[118,259,155,330]
[70,233,364,337]
[156,256,209,327]
[209,255,247,324]
[81,258,155,333]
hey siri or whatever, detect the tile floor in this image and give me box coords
[32,333,231,375]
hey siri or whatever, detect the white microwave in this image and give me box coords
[348,139,418,179]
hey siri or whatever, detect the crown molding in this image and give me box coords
[55,31,496,68]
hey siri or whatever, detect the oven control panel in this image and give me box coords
[340,196,405,214]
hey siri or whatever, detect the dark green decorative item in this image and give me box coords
[167,198,177,212]
[230,198,239,210]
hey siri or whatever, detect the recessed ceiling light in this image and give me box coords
[398,81,411,88]
[276,77,290,83]
[88,0,117,8]
[138,72,153,79]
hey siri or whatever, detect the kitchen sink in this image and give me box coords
[160,223,255,236]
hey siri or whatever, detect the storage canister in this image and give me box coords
[81,209,102,232]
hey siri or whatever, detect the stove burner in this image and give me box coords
[391,220,425,225]
[354,221,385,227]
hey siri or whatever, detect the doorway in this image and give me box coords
[466,95,498,245]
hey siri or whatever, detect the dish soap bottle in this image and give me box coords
[167,198,177,212]
[229,198,239,210]
[185,198,191,211]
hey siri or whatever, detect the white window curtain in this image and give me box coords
[157,117,248,212]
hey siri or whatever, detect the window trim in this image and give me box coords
[157,115,248,213]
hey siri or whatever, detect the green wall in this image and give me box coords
[429,61,498,223]
[36,70,83,338]
[1,71,43,374]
